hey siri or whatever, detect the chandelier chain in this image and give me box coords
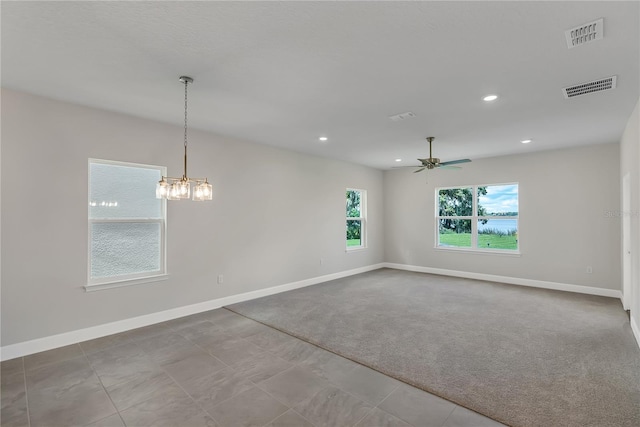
[184,79,188,150]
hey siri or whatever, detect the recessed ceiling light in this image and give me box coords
[319,136,328,141]
[483,94,498,102]
[521,139,532,144]
[395,158,402,162]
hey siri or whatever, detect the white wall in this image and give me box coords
[1,87,633,352]
[620,98,640,345]
[384,143,621,291]
[0,89,384,346]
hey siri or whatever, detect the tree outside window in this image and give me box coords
[346,189,366,249]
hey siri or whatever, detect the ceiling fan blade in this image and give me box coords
[439,159,471,166]
[392,166,426,169]
[413,167,426,173]
[438,165,461,170]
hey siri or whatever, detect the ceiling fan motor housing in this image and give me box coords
[424,157,439,169]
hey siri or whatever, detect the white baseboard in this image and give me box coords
[631,315,640,350]
[0,263,385,361]
[383,263,623,299]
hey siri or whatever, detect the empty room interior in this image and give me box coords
[2,2,640,427]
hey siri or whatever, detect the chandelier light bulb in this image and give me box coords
[167,184,181,200]
[156,179,169,198]
[176,180,190,199]
[192,181,213,201]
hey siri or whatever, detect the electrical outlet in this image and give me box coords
[320,258,324,265]
[586,266,592,274]
[217,274,224,284]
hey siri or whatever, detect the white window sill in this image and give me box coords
[434,246,521,257]
[346,246,368,253]
[85,274,169,292]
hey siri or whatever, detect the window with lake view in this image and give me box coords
[88,159,167,288]
[436,183,518,252]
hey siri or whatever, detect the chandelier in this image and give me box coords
[156,76,212,201]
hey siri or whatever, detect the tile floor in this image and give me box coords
[1,308,504,427]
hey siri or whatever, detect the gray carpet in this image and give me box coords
[226,268,640,427]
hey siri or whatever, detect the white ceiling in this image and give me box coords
[2,1,638,170]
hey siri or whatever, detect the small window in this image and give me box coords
[88,159,167,288]
[346,188,366,249]
[436,183,518,252]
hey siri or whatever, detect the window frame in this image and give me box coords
[435,182,519,255]
[86,158,168,291]
[346,188,367,251]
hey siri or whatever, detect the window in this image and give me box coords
[88,159,167,289]
[436,183,518,252]
[346,188,366,249]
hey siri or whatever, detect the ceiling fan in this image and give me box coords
[402,137,471,173]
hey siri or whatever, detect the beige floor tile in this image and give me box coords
[120,392,216,427]
[87,342,159,388]
[179,367,254,411]
[231,351,292,384]
[24,344,84,371]
[28,379,116,427]
[1,359,24,378]
[1,372,28,427]
[259,366,330,407]
[85,413,126,427]
[293,386,373,427]
[355,407,412,427]
[106,371,184,412]
[207,386,288,427]
[378,384,456,427]
[160,349,226,384]
[267,410,316,427]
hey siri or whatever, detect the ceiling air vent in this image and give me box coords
[389,111,416,122]
[565,18,603,49]
[563,76,617,99]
